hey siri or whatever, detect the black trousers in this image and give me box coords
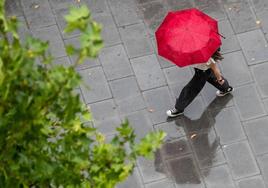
[175,68,230,111]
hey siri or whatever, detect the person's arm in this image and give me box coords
[209,60,225,85]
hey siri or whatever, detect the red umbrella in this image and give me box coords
[155,8,222,67]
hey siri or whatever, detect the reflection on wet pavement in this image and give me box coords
[154,95,233,186]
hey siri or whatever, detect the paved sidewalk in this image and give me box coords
[6,0,268,187]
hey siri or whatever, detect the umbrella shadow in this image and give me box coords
[154,94,233,185]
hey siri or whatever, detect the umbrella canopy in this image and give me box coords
[155,8,222,67]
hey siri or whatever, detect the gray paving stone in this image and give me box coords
[17,16,32,42]
[84,0,110,15]
[203,93,233,112]
[256,10,268,41]
[99,45,133,81]
[53,56,71,67]
[237,175,266,188]
[109,77,140,100]
[180,105,214,137]
[89,99,118,120]
[169,83,186,103]
[166,155,205,187]
[118,96,146,115]
[138,0,167,23]
[244,117,268,155]
[183,96,207,121]
[88,99,121,135]
[194,0,226,20]
[136,0,157,4]
[251,0,268,12]
[109,76,145,114]
[94,115,121,136]
[137,156,167,183]
[117,168,144,188]
[200,82,234,108]
[21,0,56,29]
[48,0,76,10]
[137,0,167,35]
[220,51,252,87]
[199,84,219,107]
[124,110,153,142]
[163,66,193,86]
[145,179,175,188]
[258,154,268,187]
[147,17,166,38]
[237,29,268,65]
[202,165,236,188]
[154,121,186,141]
[174,182,205,188]
[163,65,193,101]
[108,0,142,26]
[5,0,23,16]
[64,37,100,69]
[208,93,233,110]
[160,137,192,160]
[54,7,80,39]
[223,141,260,180]
[224,0,258,33]
[214,107,246,145]
[233,84,266,121]
[93,12,121,47]
[251,62,268,98]
[32,25,66,58]
[131,54,166,91]
[191,129,226,169]
[164,0,193,11]
[79,67,112,104]
[143,86,173,124]
[264,99,268,113]
[119,23,154,58]
[218,19,240,53]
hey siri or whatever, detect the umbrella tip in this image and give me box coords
[217,32,226,39]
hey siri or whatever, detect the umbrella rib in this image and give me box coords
[191,32,210,43]
[178,30,187,54]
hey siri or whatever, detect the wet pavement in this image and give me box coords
[5,0,268,187]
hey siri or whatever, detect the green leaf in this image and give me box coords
[82,111,92,121]
[65,44,76,55]
[26,36,49,57]
[116,120,134,138]
[0,2,166,187]
[0,58,4,85]
[135,131,166,158]
[64,5,90,33]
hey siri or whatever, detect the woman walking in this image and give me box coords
[155,8,233,117]
[166,49,233,117]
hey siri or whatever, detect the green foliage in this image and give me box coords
[64,5,103,64]
[0,1,165,188]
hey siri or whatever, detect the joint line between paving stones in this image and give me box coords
[236,121,264,181]
[183,132,210,187]
[106,0,147,96]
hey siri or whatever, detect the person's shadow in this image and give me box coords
[154,94,233,185]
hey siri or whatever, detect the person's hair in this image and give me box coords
[212,48,223,61]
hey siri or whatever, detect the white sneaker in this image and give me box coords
[216,87,233,97]
[166,108,184,117]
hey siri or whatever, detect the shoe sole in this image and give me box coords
[216,88,234,97]
[167,112,184,118]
